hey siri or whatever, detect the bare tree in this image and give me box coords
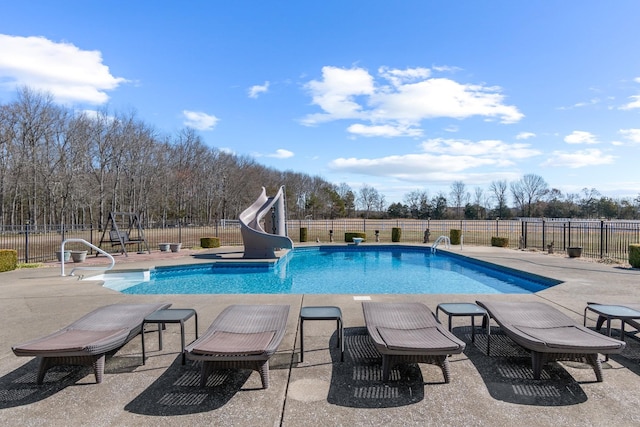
[357,185,380,218]
[489,180,509,219]
[511,174,548,217]
[404,189,430,219]
[449,181,469,219]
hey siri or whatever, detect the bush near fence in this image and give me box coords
[2,219,640,264]
[0,249,17,272]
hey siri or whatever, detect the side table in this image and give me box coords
[435,303,490,343]
[300,306,344,362]
[583,303,640,341]
[142,308,198,365]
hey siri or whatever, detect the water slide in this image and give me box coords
[239,186,294,258]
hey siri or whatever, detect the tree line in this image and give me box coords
[1,87,639,230]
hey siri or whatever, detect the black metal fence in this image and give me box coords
[2,219,639,264]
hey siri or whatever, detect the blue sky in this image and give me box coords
[1,1,640,204]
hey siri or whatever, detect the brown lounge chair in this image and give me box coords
[12,302,171,384]
[476,300,626,382]
[362,302,466,383]
[184,304,289,389]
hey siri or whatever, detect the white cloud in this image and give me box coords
[0,34,126,104]
[621,94,640,110]
[327,137,539,183]
[347,123,422,137]
[301,65,523,133]
[301,66,374,125]
[420,138,541,161]
[182,110,219,130]
[328,154,521,184]
[572,98,600,108]
[564,130,598,144]
[248,81,270,98]
[378,66,431,86]
[541,149,615,168]
[619,128,640,144]
[267,149,294,159]
[516,132,536,140]
[252,149,294,159]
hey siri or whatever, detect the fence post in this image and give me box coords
[600,220,604,259]
[542,219,546,250]
[24,221,30,264]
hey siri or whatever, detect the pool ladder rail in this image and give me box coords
[60,238,115,277]
[431,235,451,253]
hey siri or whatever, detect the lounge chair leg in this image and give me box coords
[259,361,270,389]
[199,362,212,387]
[37,357,52,385]
[531,352,545,380]
[439,356,451,384]
[92,355,106,383]
[585,354,604,382]
[381,356,391,382]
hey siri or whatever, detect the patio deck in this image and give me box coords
[1,245,639,426]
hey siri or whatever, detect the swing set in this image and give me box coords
[98,212,150,256]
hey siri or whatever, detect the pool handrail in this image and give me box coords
[431,235,451,253]
[60,238,115,277]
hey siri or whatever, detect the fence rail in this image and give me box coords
[1,219,639,264]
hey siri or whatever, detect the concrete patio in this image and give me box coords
[1,245,639,426]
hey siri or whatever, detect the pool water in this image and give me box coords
[102,246,559,295]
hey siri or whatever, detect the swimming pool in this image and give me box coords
[98,246,560,295]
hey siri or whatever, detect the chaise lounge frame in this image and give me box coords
[12,303,171,384]
[477,300,626,382]
[362,302,466,383]
[184,304,290,389]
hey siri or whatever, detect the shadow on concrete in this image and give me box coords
[125,357,250,416]
[462,326,589,406]
[605,332,640,377]
[0,354,140,409]
[0,360,85,408]
[327,327,426,408]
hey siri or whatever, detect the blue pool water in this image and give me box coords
[103,246,559,295]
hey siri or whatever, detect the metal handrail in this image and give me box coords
[60,238,115,277]
[431,235,451,253]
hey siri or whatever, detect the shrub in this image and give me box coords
[200,237,221,248]
[450,229,462,245]
[629,244,640,268]
[391,227,402,242]
[300,227,308,242]
[0,249,18,272]
[491,237,509,248]
[345,232,366,243]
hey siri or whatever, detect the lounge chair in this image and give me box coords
[361,302,466,383]
[184,304,290,389]
[12,302,171,384]
[476,300,626,382]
